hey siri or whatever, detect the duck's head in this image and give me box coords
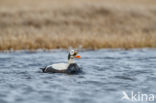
[68,50,81,60]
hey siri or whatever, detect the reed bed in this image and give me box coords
[0,0,156,50]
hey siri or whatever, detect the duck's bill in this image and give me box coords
[75,55,81,59]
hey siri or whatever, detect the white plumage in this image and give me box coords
[47,63,68,70]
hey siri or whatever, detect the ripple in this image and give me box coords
[0,49,156,103]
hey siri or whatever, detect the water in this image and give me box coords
[0,49,156,103]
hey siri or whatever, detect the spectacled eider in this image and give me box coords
[40,50,82,74]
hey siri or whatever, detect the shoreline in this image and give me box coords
[0,48,156,53]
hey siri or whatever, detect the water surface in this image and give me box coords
[0,49,156,103]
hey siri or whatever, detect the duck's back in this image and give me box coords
[41,63,67,73]
[50,63,68,70]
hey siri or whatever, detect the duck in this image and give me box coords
[40,50,82,74]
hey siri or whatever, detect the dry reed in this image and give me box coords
[0,0,156,50]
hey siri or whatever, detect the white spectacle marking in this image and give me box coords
[70,50,74,55]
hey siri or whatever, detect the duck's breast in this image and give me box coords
[66,63,81,74]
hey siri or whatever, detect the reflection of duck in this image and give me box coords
[40,50,81,74]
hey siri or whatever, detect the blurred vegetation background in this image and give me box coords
[0,0,156,50]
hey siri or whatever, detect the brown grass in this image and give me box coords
[0,0,156,50]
